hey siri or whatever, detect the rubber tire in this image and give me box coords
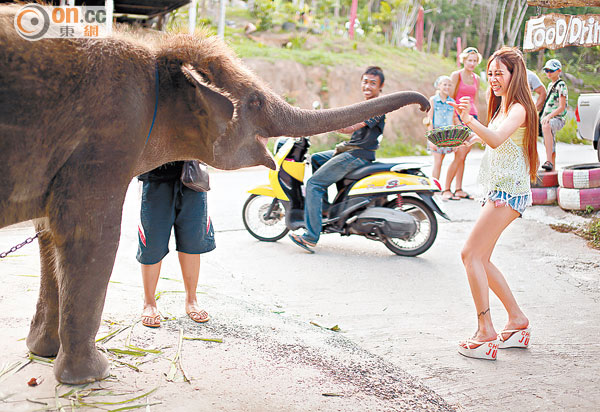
[532,171,558,188]
[383,196,438,257]
[557,187,600,211]
[242,195,289,242]
[558,163,600,189]
[531,187,557,205]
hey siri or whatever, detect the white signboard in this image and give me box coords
[523,13,600,51]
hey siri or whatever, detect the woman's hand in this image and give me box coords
[463,133,482,147]
[449,96,473,125]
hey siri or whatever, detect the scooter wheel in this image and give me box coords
[383,196,438,257]
[242,195,289,242]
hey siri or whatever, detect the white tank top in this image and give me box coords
[478,116,531,198]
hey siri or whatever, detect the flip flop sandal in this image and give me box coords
[498,327,531,349]
[453,188,473,200]
[541,161,554,171]
[441,189,459,201]
[458,338,499,360]
[141,314,161,328]
[187,310,210,323]
[289,233,315,253]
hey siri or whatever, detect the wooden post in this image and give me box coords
[349,0,358,40]
[416,6,424,51]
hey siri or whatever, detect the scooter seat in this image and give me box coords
[343,163,397,180]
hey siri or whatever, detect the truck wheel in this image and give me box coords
[558,163,600,189]
[557,187,600,211]
[532,170,558,188]
[531,187,557,205]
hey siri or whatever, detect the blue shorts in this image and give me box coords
[136,180,215,265]
[485,190,531,216]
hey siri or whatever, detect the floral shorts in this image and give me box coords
[484,190,531,216]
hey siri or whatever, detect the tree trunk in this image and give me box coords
[485,0,499,57]
[438,29,446,55]
[427,21,435,53]
[507,1,528,46]
[496,0,508,49]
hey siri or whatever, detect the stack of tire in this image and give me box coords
[557,163,600,211]
[532,170,559,205]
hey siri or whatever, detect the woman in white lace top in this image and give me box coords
[449,47,539,360]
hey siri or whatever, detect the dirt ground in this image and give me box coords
[1,142,599,411]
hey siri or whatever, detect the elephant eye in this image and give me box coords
[248,92,263,109]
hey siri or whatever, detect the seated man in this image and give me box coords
[289,66,386,253]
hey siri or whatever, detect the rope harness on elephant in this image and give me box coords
[0,232,41,259]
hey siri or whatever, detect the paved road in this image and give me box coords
[1,141,599,411]
[200,141,600,411]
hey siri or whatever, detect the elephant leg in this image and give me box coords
[50,195,125,384]
[26,218,60,357]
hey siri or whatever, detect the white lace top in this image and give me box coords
[477,116,532,200]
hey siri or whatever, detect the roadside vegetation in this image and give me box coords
[551,213,600,251]
[166,1,600,156]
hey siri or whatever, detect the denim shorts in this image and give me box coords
[137,180,215,265]
[485,190,531,216]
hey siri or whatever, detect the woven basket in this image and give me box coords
[426,125,472,148]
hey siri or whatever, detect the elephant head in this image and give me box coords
[154,34,430,171]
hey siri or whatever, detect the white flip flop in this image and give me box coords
[458,338,499,360]
[498,327,531,349]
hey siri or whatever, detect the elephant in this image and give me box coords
[0,4,430,384]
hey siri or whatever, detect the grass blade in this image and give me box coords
[166,328,183,382]
[182,337,223,343]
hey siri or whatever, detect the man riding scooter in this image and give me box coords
[289,66,386,253]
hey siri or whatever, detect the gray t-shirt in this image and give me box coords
[527,69,543,92]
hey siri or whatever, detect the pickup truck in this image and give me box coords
[576,93,600,161]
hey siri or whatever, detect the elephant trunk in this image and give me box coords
[268,91,430,138]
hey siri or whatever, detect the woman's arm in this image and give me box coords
[473,75,480,110]
[450,97,525,149]
[450,71,460,99]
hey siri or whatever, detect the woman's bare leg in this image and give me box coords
[453,145,471,197]
[484,260,529,336]
[460,202,520,344]
[432,152,444,180]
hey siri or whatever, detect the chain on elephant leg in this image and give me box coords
[26,220,60,357]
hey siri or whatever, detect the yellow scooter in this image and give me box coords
[242,137,448,256]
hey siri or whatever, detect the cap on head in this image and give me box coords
[543,59,562,72]
[459,47,482,65]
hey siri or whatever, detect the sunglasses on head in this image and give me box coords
[463,48,478,53]
[544,68,557,73]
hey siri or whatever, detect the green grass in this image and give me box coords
[556,118,590,145]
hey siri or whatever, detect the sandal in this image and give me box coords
[541,161,554,171]
[187,310,210,324]
[289,233,316,253]
[458,338,499,360]
[498,327,531,349]
[453,188,472,200]
[441,189,459,201]
[141,314,161,328]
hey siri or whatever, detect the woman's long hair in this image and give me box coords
[486,47,539,181]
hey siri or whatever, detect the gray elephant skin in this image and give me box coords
[0,4,429,384]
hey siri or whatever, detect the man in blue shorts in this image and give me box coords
[137,161,215,328]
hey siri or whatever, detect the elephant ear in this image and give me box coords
[181,65,234,130]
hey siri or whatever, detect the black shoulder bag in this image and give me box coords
[181,160,210,192]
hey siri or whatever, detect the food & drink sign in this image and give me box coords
[523,13,600,51]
